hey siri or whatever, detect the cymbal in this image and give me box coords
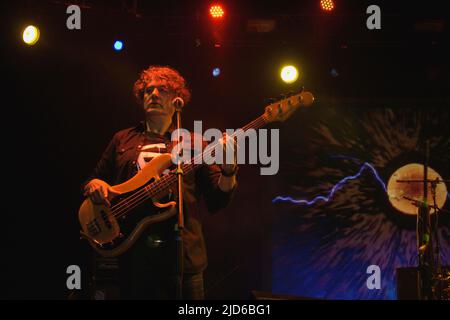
[387,163,448,216]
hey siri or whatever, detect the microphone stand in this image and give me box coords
[418,140,435,300]
[398,140,435,299]
[174,101,184,300]
[401,178,450,300]
[430,178,442,299]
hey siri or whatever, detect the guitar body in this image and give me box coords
[78,153,177,257]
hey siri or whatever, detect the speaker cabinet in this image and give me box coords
[396,267,420,300]
[396,266,450,300]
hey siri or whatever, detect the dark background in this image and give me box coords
[2,0,449,299]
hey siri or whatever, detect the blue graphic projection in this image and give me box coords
[272,107,450,300]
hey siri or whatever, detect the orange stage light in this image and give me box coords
[320,0,335,12]
[210,5,225,19]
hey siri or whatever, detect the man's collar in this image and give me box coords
[139,120,173,139]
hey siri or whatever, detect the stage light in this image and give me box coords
[212,67,221,77]
[210,5,224,19]
[22,25,40,45]
[320,0,335,12]
[280,66,299,84]
[113,40,123,51]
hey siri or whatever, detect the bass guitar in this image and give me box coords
[79,90,314,257]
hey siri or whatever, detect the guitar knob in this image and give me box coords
[146,234,164,248]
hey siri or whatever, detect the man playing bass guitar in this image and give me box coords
[82,65,238,299]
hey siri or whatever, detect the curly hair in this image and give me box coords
[133,65,191,106]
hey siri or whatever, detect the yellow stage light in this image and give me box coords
[23,25,40,45]
[281,66,299,83]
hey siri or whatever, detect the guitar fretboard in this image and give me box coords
[145,115,268,197]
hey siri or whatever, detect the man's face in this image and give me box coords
[142,79,176,119]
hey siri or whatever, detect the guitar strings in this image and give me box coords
[108,117,267,219]
[108,116,267,220]
[106,116,267,221]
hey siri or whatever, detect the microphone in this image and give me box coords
[172,97,184,110]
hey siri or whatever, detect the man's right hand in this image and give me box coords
[83,179,118,206]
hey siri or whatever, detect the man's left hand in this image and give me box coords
[219,133,238,176]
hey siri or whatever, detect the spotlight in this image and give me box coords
[210,4,225,19]
[113,40,123,51]
[320,0,335,12]
[22,25,40,46]
[280,66,299,84]
[212,67,221,77]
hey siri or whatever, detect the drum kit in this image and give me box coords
[386,141,449,300]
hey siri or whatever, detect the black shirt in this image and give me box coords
[84,122,236,273]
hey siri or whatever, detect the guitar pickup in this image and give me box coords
[87,219,101,236]
[100,210,112,229]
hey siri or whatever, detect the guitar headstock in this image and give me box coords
[262,91,314,123]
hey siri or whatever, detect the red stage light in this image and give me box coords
[210,5,225,19]
[320,0,335,12]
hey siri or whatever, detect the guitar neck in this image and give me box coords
[146,115,268,197]
[148,90,315,195]
[182,115,268,174]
